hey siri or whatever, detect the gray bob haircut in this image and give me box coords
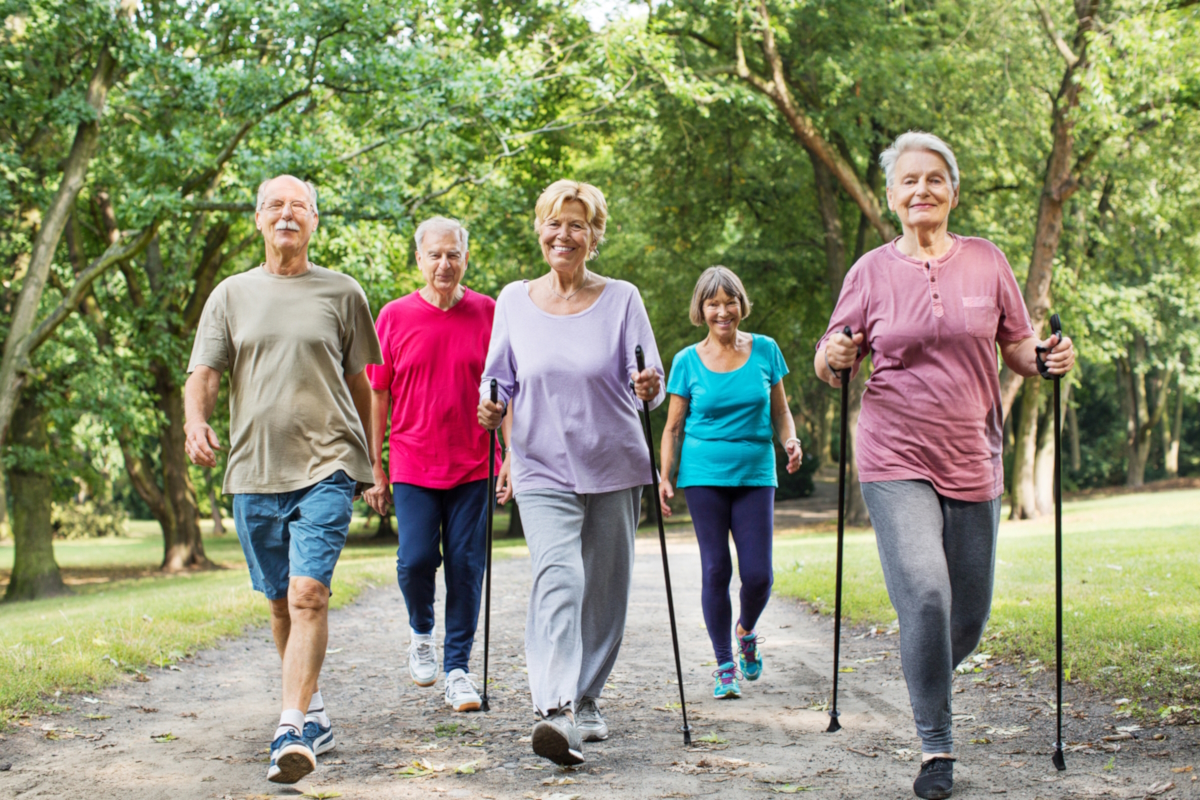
[689,266,751,326]
[879,131,960,189]
[256,175,319,213]
[414,216,469,253]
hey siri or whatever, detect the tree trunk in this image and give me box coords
[1034,380,1069,515]
[1066,399,1081,472]
[1000,2,1099,422]
[154,364,210,571]
[206,475,226,535]
[1010,377,1042,520]
[0,48,119,448]
[0,466,9,539]
[818,393,834,468]
[4,395,65,601]
[1165,370,1183,477]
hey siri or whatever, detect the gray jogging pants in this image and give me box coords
[515,487,641,717]
[860,480,1001,754]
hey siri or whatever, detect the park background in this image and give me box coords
[1,0,1199,728]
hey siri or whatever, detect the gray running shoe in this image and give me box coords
[408,636,439,687]
[575,696,608,741]
[531,709,584,765]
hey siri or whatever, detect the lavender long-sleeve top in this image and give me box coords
[480,279,666,495]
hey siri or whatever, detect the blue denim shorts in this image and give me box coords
[232,470,356,600]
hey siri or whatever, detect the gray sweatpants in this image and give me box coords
[515,487,641,716]
[860,480,1001,754]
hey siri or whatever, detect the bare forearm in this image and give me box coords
[660,427,682,484]
[184,368,220,425]
[370,390,389,476]
[1000,338,1041,378]
[501,413,513,452]
[346,372,374,465]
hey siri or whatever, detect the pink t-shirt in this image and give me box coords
[368,289,501,489]
[817,235,1034,502]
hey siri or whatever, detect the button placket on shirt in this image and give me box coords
[927,262,944,318]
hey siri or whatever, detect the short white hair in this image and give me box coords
[256,175,319,213]
[880,131,960,189]
[414,216,469,253]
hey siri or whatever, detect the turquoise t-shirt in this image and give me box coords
[667,334,789,488]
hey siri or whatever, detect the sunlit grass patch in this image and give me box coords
[772,489,1200,712]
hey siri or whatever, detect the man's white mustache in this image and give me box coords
[274,219,301,231]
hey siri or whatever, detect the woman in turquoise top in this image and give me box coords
[659,266,803,699]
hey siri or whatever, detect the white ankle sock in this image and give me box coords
[411,628,433,642]
[306,690,330,727]
[274,708,305,741]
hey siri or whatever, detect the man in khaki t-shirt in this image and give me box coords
[184,175,381,786]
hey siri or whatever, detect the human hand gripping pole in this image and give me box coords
[827,326,853,734]
[635,345,693,746]
[481,379,498,712]
[1039,315,1067,771]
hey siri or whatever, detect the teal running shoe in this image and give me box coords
[738,631,764,681]
[713,662,741,699]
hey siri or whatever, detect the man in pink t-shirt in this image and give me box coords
[815,133,1075,800]
[363,217,501,714]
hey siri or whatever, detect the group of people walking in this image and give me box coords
[183,130,1075,800]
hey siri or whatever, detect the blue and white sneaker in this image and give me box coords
[267,728,315,784]
[303,715,335,756]
[738,631,764,681]
[713,662,741,699]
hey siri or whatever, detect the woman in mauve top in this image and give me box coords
[815,132,1075,800]
[658,266,802,701]
[477,180,664,767]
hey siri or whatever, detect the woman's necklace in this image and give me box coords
[549,269,590,301]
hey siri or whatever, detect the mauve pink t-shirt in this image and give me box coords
[367,289,502,489]
[817,235,1034,502]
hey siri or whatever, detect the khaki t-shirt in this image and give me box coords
[188,265,383,494]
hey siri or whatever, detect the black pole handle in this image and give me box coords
[490,378,498,404]
[636,345,646,374]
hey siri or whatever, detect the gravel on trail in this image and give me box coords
[2,537,1197,800]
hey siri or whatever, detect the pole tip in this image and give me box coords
[480,697,490,712]
[1051,746,1066,771]
[825,711,841,733]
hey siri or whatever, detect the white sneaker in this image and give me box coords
[444,668,482,712]
[408,636,439,687]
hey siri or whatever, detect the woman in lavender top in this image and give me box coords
[477,180,664,767]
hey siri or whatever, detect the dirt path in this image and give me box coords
[2,538,1198,800]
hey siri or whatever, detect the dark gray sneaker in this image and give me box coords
[913,757,954,799]
[575,696,609,742]
[531,710,584,765]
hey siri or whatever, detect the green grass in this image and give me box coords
[773,489,1200,715]
[0,516,525,720]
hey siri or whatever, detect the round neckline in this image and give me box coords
[521,278,611,319]
[694,334,756,375]
[415,286,469,313]
[888,233,963,266]
[259,262,316,279]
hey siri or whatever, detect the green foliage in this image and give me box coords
[50,498,126,540]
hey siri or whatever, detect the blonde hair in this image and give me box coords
[689,266,751,326]
[534,179,608,260]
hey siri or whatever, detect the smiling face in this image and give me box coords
[416,228,467,296]
[886,149,959,234]
[255,176,318,258]
[538,199,592,274]
[702,287,742,339]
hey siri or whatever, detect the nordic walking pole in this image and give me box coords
[480,378,498,712]
[635,345,693,746]
[1044,314,1067,771]
[827,325,853,734]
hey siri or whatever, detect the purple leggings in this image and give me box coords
[684,485,775,665]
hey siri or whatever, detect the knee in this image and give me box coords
[740,567,774,599]
[289,578,329,616]
[397,550,440,577]
[269,598,290,621]
[912,586,950,621]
